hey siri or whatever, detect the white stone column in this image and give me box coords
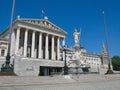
[31,31,35,58]
[0,48,1,56]
[62,38,65,46]
[51,35,54,60]
[24,29,28,57]
[62,38,65,61]
[38,32,42,58]
[57,37,60,60]
[45,34,48,59]
[15,27,20,55]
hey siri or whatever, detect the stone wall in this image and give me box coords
[0,56,64,76]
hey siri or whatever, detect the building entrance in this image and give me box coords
[39,66,62,76]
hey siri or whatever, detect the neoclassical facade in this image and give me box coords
[1,17,66,59]
[0,16,67,76]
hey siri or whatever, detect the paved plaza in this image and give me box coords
[0,74,120,90]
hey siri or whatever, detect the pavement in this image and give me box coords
[0,74,120,86]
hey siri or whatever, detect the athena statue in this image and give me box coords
[73,28,79,46]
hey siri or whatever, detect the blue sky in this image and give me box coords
[0,0,120,56]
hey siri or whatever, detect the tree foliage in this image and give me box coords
[112,56,120,71]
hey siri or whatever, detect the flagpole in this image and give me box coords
[41,13,43,19]
[41,10,45,19]
[102,11,114,74]
[79,28,82,46]
[1,0,16,74]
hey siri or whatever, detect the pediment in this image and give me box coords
[20,19,66,34]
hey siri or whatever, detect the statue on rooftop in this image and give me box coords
[73,28,80,47]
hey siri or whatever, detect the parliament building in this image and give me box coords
[0,16,108,76]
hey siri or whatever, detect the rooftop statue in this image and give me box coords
[73,28,80,47]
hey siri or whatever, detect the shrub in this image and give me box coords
[112,56,120,71]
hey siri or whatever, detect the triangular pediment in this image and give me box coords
[19,19,67,34]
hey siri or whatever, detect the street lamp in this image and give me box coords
[0,0,16,74]
[102,11,114,74]
[62,45,68,75]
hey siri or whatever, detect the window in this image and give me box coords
[1,49,5,56]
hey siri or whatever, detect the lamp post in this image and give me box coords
[62,45,68,75]
[1,0,15,73]
[102,11,114,74]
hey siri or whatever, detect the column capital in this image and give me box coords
[25,28,28,31]
[46,33,49,36]
[57,36,60,39]
[62,37,65,40]
[16,26,21,29]
[52,35,55,39]
[40,32,42,34]
[33,30,36,33]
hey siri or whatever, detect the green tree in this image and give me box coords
[112,56,120,71]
